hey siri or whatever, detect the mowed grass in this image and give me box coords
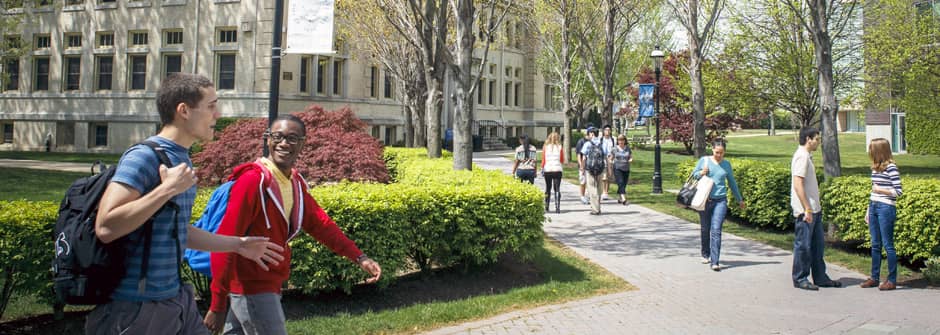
[0,151,121,164]
[559,131,940,282]
[0,167,86,201]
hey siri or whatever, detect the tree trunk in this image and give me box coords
[413,94,427,147]
[769,111,776,136]
[403,103,415,147]
[452,0,474,170]
[813,15,842,179]
[426,80,443,158]
[601,0,617,127]
[689,43,707,158]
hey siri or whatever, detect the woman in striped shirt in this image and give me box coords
[861,138,903,291]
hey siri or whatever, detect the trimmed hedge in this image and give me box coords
[0,201,57,319]
[0,147,544,319]
[824,176,940,261]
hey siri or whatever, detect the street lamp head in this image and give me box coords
[650,45,665,72]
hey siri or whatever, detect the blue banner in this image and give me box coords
[638,84,655,118]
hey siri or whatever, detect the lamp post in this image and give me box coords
[650,46,664,194]
[263,0,286,157]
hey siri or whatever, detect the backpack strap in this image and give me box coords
[137,140,184,292]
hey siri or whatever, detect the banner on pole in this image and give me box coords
[638,84,655,118]
[285,0,336,54]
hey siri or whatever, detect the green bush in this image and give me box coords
[923,257,940,286]
[824,176,940,261]
[0,201,57,320]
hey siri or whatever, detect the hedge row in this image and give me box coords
[0,148,544,319]
[677,158,940,260]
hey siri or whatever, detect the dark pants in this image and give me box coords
[516,169,536,184]
[792,212,833,285]
[613,169,630,195]
[544,171,562,209]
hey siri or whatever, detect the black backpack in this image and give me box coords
[52,141,178,305]
[584,141,606,175]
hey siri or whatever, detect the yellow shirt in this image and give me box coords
[260,157,293,220]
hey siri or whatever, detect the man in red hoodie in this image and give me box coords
[204,114,382,334]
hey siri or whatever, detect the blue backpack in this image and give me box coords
[184,181,235,277]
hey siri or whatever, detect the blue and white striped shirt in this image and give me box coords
[870,163,902,206]
[110,136,195,302]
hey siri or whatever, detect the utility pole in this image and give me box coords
[264,0,285,156]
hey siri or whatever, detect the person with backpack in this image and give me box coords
[575,125,595,205]
[203,115,382,334]
[579,127,608,215]
[512,134,539,184]
[86,73,285,335]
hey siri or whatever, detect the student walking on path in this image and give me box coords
[691,139,744,271]
[790,127,842,290]
[512,134,539,184]
[541,132,564,213]
[860,138,903,291]
[611,135,633,205]
[580,128,609,215]
[575,126,594,204]
[205,115,382,334]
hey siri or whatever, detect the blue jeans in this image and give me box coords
[869,201,898,283]
[516,169,536,184]
[792,212,833,285]
[699,197,728,266]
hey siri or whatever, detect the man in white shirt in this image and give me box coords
[790,127,842,291]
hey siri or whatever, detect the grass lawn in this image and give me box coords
[0,167,87,201]
[558,131,940,283]
[0,151,121,164]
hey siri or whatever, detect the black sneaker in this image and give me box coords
[817,280,843,288]
[794,281,819,291]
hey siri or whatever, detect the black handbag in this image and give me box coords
[676,174,698,207]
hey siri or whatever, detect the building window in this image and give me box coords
[98,0,115,3]
[33,57,49,91]
[488,80,495,105]
[34,35,51,49]
[63,56,81,91]
[163,54,182,78]
[299,57,309,93]
[216,53,235,90]
[316,58,326,94]
[1,122,12,144]
[129,55,146,90]
[65,33,82,48]
[332,59,343,95]
[383,73,393,99]
[515,68,522,78]
[505,66,512,77]
[489,64,495,75]
[369,66,378,98]
[504,82,511,106]
[130,31,148,46]
[96,56,112,90]
[218,29,237,44]
[65,0,82,4]
[164,30,183,46]
[90,123,108,147]
[2,58,17,91]
[514,83,521,106]
[371,126,380,139]
[96,32,114,48]
[56,122,75,146]
[384,126,396,145]
[477,79,484,104]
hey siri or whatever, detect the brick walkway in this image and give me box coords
[425,151,940,335]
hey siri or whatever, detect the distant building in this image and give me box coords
[0,0,562,153]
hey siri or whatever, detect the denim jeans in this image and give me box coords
[224,293,288,335]
[516,169,535,184]
[792,212,833,285]
[699,197,728,266]
[869,201,898,283]
[613,169,630,195]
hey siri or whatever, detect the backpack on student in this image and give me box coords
[584,141,606,176]
[52,141,177,305]
[183,180,235,277]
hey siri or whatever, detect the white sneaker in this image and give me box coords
[580,196,589,204]
[700,257,710,264]
[711,264,721,271]
[601,194,609,200]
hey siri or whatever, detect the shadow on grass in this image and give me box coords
[0,244,588,334]
[281,245,587,321]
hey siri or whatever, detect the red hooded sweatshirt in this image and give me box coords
[209,160,363,313]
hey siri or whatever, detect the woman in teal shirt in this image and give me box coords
[692,139,745,271]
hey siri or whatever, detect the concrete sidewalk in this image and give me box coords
[426,151,940,335]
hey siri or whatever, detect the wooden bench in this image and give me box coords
[631,135,652,145]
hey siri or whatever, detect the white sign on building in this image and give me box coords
[285,0,336,54]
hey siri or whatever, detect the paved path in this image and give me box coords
[426,151,940,335]
[0,158,92,173]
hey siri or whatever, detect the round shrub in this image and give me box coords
[193,105,390,186]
